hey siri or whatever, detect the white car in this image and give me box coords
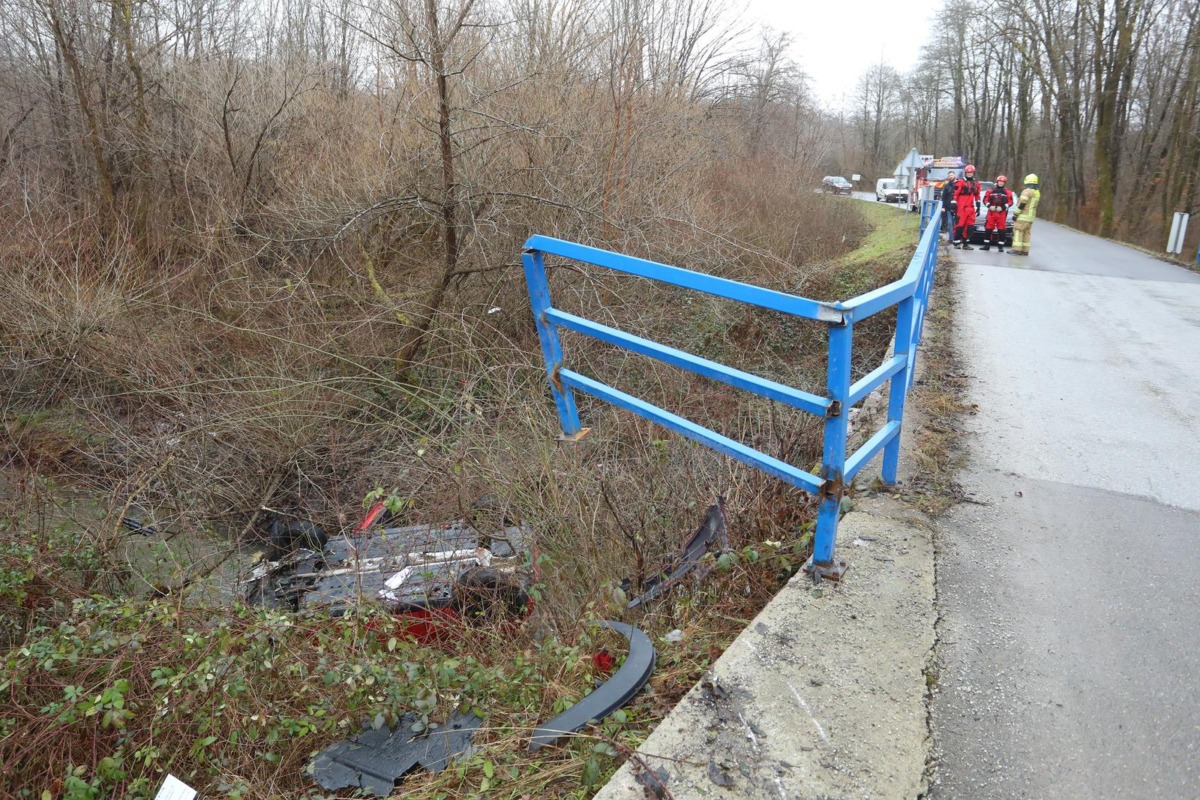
[875,178,907,203]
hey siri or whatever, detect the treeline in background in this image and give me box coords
[842,0,1200,250]
[0,0,837,281]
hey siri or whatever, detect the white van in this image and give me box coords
[875,178,904,203]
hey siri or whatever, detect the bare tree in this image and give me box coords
[733,29,801,158]
[1087,0,1168,236]
[853,60,902,174]
[362,0,486,373]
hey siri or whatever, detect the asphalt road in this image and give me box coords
[929,221,1200,798]
[851,190,902,204]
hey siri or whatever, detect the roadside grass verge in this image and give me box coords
[813,202,922,301]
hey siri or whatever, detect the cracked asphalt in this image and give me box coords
[930,221,1200,798]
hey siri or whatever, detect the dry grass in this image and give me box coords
[872,257,973,515]
[0,172,923,798]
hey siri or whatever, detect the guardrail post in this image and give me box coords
[882,294,917,484]
[523,249,583,437]
[912,223,940,352]
[809,318,852,579]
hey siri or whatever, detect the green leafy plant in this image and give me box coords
[363,487,413,516]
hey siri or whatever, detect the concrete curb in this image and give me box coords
[595,497,936,799]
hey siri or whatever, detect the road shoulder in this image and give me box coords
[594,497,936,799]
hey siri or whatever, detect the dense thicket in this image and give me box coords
[0,0,885,582]
[844,0,1200,250]
[0,0,835,276]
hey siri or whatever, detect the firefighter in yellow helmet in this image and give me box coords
[1011,174,1041,256]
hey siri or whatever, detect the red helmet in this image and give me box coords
[964,164,976,174]
[996,175,1007,183]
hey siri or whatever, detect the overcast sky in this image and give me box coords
[743,0,944,110]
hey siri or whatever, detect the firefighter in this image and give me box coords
[952,164,981,249]
[1011,173,1041,256]
[980,175,1014,251]
[940,170,957,239]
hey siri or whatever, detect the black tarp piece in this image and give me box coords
[309,710,484,796]
[528,620,656,751]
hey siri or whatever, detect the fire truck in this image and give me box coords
[907,155,965,210]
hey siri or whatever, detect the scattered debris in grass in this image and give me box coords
[0,199,923,798]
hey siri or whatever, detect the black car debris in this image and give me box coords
[242,499,729,795]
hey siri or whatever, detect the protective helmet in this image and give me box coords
[996,175,1007,183]
[964,164,976,174]
[1024,173,1039,185]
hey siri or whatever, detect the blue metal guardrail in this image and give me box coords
[522,201,942,576]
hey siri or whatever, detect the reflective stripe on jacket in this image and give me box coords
[1016,187,1041,221]
[954,178,980,208]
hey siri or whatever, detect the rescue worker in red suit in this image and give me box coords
[980,175,1014,251]
[952,164,981,249]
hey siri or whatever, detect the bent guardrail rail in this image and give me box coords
[522,203,942,576]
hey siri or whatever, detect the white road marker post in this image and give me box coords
[1167,211,1189,254]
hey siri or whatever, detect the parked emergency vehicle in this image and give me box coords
[908,155,965,210]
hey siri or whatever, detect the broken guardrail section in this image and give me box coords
[521,207,942,577]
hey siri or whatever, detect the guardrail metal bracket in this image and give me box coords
[555,427,592,442]
[803,558,848,583]
[819,476,844,500]
[817,305,845,324]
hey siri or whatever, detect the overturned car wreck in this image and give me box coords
[244,504,532,633]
